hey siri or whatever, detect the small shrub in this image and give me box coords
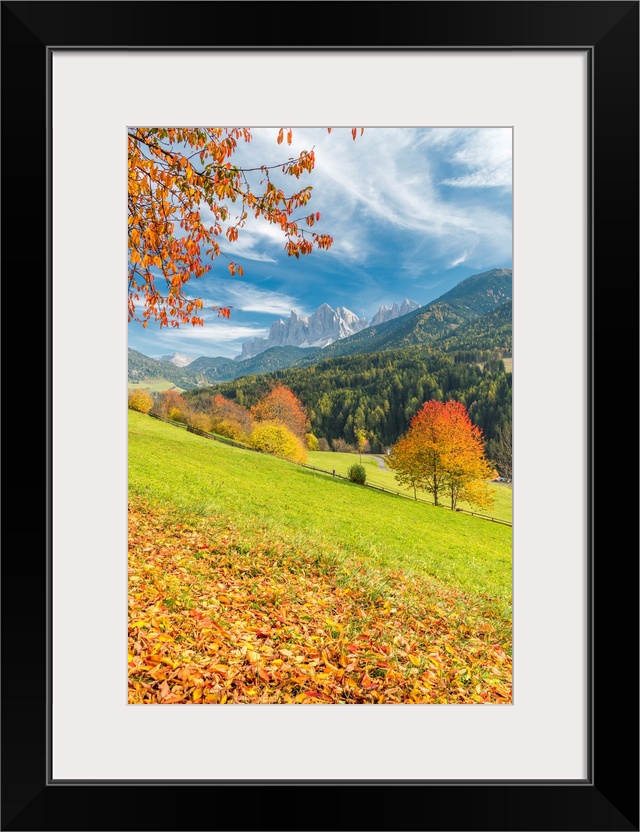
[347,464,367,485]
[317,437,331,452]
[306,433,319,451]
[128,390,154,413]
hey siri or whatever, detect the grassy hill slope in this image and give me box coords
[128,411,512,704]
[129,412,511,601]
[306,450,513,522]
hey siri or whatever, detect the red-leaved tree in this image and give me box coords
[388,400,494,510]
[251,384,308,440]
[151,389,186,420]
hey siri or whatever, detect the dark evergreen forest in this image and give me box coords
[184,345,511,460]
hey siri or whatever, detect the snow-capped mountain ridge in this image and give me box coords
[156,352,196,367]
[236,299,420,361]
[370,299,420,326]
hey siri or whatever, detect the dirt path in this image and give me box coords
[364,454,388,470]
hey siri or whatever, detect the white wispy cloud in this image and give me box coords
[169,324,267,342]
[188,280,309,318]
[129,127,512,357]
[292,127,511,279]
[159,322,268,357]
[448,252,469,268]
[197,208,279,263]
[440,128,512,188]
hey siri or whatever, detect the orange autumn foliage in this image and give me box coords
[151,389,186,420]
[128,496,512,704]
[389,400,494,510]
[128,127,362,328]
[128,389,154,414]
[250,384,308,440]
[209,395,254,440]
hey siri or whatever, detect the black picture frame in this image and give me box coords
[2,2,638,830]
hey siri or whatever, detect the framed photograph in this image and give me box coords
[3,1,637,830]
[125,123,515,710]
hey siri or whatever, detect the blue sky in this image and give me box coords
[128,127,512,359]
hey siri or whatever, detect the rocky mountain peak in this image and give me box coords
[236,297,420,361]
[370,298,420,326]
[158,352,196,367]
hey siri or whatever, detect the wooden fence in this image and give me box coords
[147,413,512,527]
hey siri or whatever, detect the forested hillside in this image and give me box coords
[294,268,512,363]
[185,346,511,457]
[128,345,321,388]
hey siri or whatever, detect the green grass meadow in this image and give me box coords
[129,411,512,616]
[128,378,185,393]
[307,450,512,523]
